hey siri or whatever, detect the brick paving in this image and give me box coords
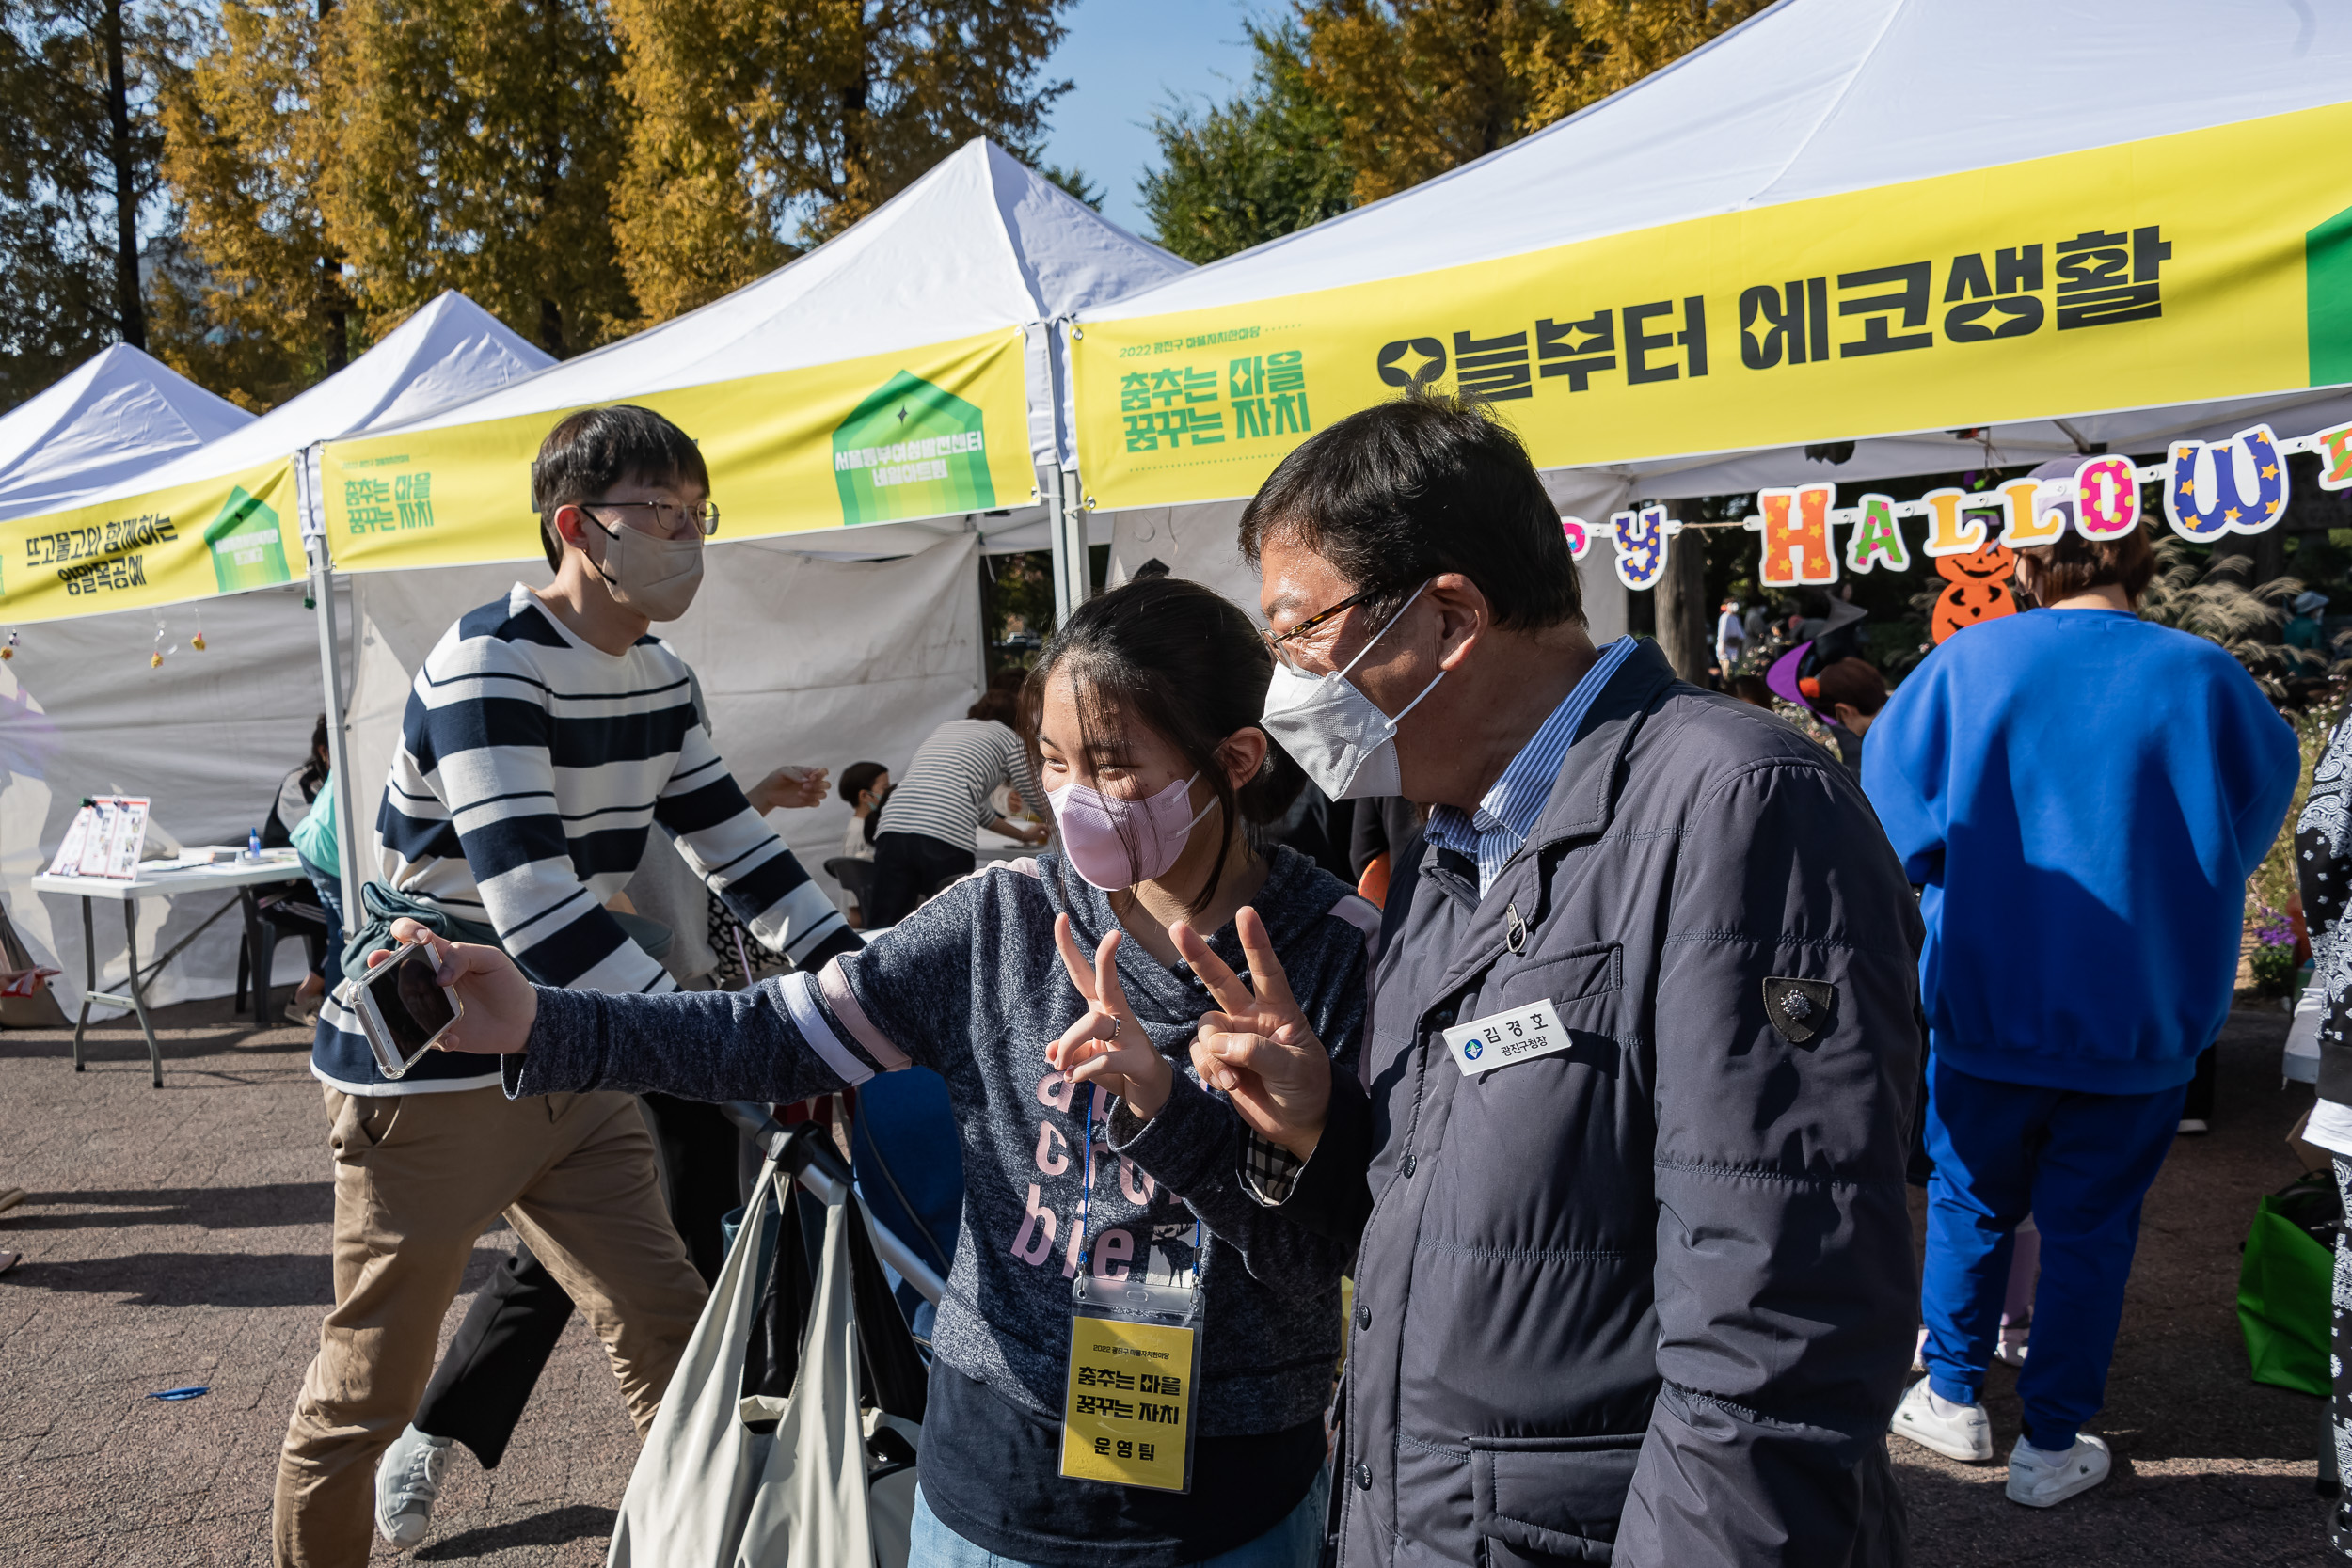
[0,995,2336,1564]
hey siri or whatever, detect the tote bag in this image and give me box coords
[2237,1185,2336,1398]
[610,1155,924,1568]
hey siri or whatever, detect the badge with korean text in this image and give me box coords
[1062,1277,1200,1493]
[1443,998,1567,1078]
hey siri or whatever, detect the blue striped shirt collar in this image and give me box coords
[1423,636,1638,895]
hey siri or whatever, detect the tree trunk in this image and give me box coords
[103,0,146,349]
[1655,518,1712,683]
[529,0,568,358]
[319,0,347,370]
[321,255,349,372]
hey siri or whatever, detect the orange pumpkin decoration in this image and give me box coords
[1930,540,2018,644]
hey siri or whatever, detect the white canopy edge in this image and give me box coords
[1080,0,2352,323]
[346,142,1185,479]
[0,345,255,522]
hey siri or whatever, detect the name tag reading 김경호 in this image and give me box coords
[1443,998,1566,1078]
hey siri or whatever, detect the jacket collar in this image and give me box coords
[1528,637,1677,851]
[1407,639,1676,1006]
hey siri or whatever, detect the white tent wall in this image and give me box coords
[0,582,352,1011]
[1098,468,1633,642]
[340,533,984,958]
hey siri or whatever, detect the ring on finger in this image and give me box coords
[1105,1013,1121,1042]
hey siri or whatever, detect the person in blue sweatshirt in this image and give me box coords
[1864,456,2298,1508]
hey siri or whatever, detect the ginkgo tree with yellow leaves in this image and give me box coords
[325,0,636,359]
[606,0,1075,322]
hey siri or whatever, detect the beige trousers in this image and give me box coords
[272,1084,709,1567]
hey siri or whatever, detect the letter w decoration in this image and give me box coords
[2164,423,2289,541]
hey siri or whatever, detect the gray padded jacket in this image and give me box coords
[1273,640,1923,1568]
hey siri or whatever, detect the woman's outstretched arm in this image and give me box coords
[389,917,898,1102]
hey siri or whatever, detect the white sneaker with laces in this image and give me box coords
[1889,1377,1993,1463]
[2006,1433,2110,1507]
[374,1425,453,1547]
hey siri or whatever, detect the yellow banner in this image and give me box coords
[1074,102,2352,511]
[322,327,1035,572]
[0,462,302,625]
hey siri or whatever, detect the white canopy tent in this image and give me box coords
[3,293,553,1012]
[324,141,1191,933]
[0,344,254,520]
[1067,0,2352,626]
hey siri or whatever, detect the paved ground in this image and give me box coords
[0,997,2336,1564]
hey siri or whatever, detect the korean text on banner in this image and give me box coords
[1073,102,2352,511]
[321,328,1034,572]
[0,463,300,625]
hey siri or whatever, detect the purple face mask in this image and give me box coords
[1045,771,1218,891]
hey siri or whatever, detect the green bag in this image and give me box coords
[2237,1187,2336,1398]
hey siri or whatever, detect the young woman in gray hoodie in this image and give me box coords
[415,576,1379,1568]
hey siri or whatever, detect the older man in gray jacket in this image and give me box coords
[1184,395,1923,1567]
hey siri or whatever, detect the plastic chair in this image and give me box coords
[236,882,330,1025]
[824,857,877,919]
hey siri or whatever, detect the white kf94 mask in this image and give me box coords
[1259,579,1445,800]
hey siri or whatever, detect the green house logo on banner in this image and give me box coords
[832,371,995,527]
[205,486,290,593]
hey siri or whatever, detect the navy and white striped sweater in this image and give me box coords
[311,583,855,1094]
[508,847,1377,1437]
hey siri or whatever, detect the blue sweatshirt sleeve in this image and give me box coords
[1859,647,1952,885]
[2213,661,2300,880]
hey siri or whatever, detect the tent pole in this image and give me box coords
[296,442,364,936]
[1052,466,1089,626]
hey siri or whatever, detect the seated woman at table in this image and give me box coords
[866,669,1051,927]
[391,575,1378,1568]
[265,716,338,1022]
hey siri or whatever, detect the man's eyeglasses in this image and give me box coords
[1263,584,1391,673]
[584,499,722,540]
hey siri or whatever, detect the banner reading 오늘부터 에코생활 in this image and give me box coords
[0,461,303,625]
[1071,101,2352,513]
[320,327,1034,572]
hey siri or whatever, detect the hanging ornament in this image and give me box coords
[0,629,17,661]
[191,608,207,653]
[151,618,179,670]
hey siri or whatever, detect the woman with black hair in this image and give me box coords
[406,575,1378,1568]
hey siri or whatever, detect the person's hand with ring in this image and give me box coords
[1045,912,1171,1118]
[1176,908,1332,1161]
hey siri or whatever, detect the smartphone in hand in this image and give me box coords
[343,940,465,1079]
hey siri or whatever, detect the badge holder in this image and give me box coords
[1059,1094,1204,1495]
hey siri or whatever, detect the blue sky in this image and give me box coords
[1039,0,1272,241]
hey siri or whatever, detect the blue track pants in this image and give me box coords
[1920,1057,2185,1450]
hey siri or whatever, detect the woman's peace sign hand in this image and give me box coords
[1174,908,1331,1161]
[1046,913,1174,1119]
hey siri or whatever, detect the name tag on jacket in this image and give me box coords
[1442,998,1565,1078]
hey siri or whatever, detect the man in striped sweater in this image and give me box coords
[277,406,858,1567]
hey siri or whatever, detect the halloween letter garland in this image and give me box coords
[1576,420,2349,604]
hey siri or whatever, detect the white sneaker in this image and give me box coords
[2007,1433,2110,1507]
[1889,1377,1993,1462]
[374,1425,453,1547]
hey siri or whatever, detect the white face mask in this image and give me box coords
[1260,579,1445,800]
[588,513,705,621]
